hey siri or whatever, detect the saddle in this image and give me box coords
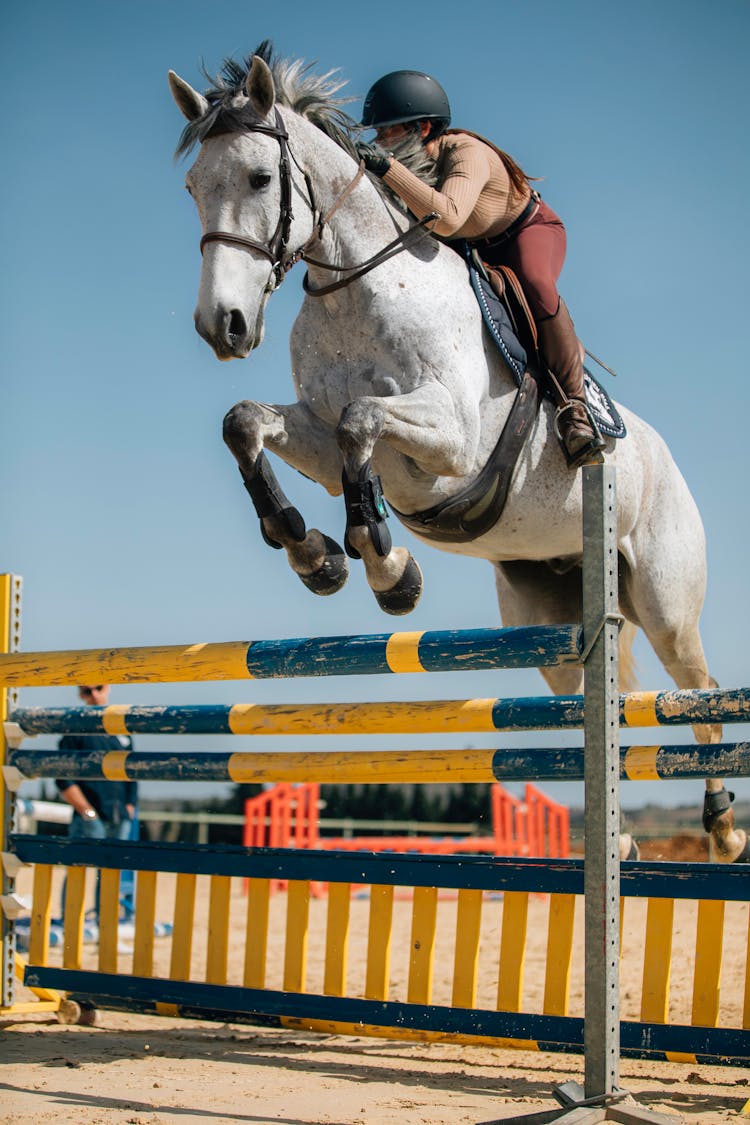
[391,249,625,545]
[468,248,626,440]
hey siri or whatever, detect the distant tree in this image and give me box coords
[444,783,491,825]
[410,785,441,823]
[383,785,409,820]
[321,783,418,833]
[225,783,264,815]
[320,784,345,819]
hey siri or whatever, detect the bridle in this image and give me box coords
[199,109,299,288]
[198,107,438,295]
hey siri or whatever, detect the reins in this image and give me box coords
[301,212,439,297]
[198,108,438,295]
[284,158,365,269]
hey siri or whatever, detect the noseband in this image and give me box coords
[198,107,437,294]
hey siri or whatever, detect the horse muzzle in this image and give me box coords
[194,306,263,360]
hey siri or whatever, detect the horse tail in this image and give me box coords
[618,620,639,692]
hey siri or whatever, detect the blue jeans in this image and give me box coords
[62,815,138,921]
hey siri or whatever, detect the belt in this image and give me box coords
[472,190,541,252]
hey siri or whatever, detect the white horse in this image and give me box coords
[168,45,747,863]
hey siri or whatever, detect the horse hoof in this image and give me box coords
[707,827,749,864]
[374,555,423,616]
[298,535,349,596]
[715,830,750,864]
[619,833,639,861]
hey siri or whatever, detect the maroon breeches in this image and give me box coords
[478,199,566,320]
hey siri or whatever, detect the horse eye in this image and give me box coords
[250,172,272,190]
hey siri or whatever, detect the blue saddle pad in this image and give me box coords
[469,262,627,440]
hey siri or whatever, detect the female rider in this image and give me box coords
[356,69,604,469]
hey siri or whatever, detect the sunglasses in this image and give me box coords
[80,685,105,696]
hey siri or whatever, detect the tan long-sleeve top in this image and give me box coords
[382,131,530,241]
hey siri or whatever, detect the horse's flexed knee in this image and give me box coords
[223,396,424,614]
[223,400,348,597]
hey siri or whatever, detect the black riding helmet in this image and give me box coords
[361,70,451,136]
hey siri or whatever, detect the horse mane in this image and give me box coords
[174,40,442,195]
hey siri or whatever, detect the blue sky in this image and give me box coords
[3,0,749,815]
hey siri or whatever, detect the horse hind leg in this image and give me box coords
[654,615,747,861]
[684,663,750,863]
[701,679,750,863]
[620,558,748,863]
[223,401,348,597]
[493,559,641,860]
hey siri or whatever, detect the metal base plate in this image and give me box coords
[478,1081,684,1124]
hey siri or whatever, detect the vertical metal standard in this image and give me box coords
[582,465,621,1099]
[1,574,23,1008]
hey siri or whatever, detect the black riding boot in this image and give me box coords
[537,300,606,469]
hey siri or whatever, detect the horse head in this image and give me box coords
[169,56,314,360]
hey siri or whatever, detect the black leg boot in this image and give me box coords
[537,300,606,469]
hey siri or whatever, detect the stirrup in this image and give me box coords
[554,400,606,469]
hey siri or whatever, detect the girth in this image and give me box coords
[390,252,542,544]
[391,368,541,543]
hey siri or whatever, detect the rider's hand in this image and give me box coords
[355,142,392,176]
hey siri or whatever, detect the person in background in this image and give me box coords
[56,684,138,921]
[356,69,605,469]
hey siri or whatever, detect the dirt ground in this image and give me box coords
[2,842,748,1125]
[637,835,710,863]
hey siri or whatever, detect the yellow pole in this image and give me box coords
[0,640,252,686]
[0,576,19,849]
[1,576,15,1007]
[0,575,62,1016]
[1,575,24,1009]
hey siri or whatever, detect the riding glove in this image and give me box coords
[355,142,392,176]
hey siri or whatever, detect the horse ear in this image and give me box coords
[168,70,209,121]
[245,55,275,118]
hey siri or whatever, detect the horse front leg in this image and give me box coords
[223,399,349,597]
[335,387,473,615]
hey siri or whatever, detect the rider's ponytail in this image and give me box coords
[495,148,535,195]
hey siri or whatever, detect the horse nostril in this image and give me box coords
[226,309,247,343]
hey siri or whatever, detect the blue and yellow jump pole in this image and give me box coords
[7,685,750,737]
[0,624,581,686]
[7,742,750,786]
